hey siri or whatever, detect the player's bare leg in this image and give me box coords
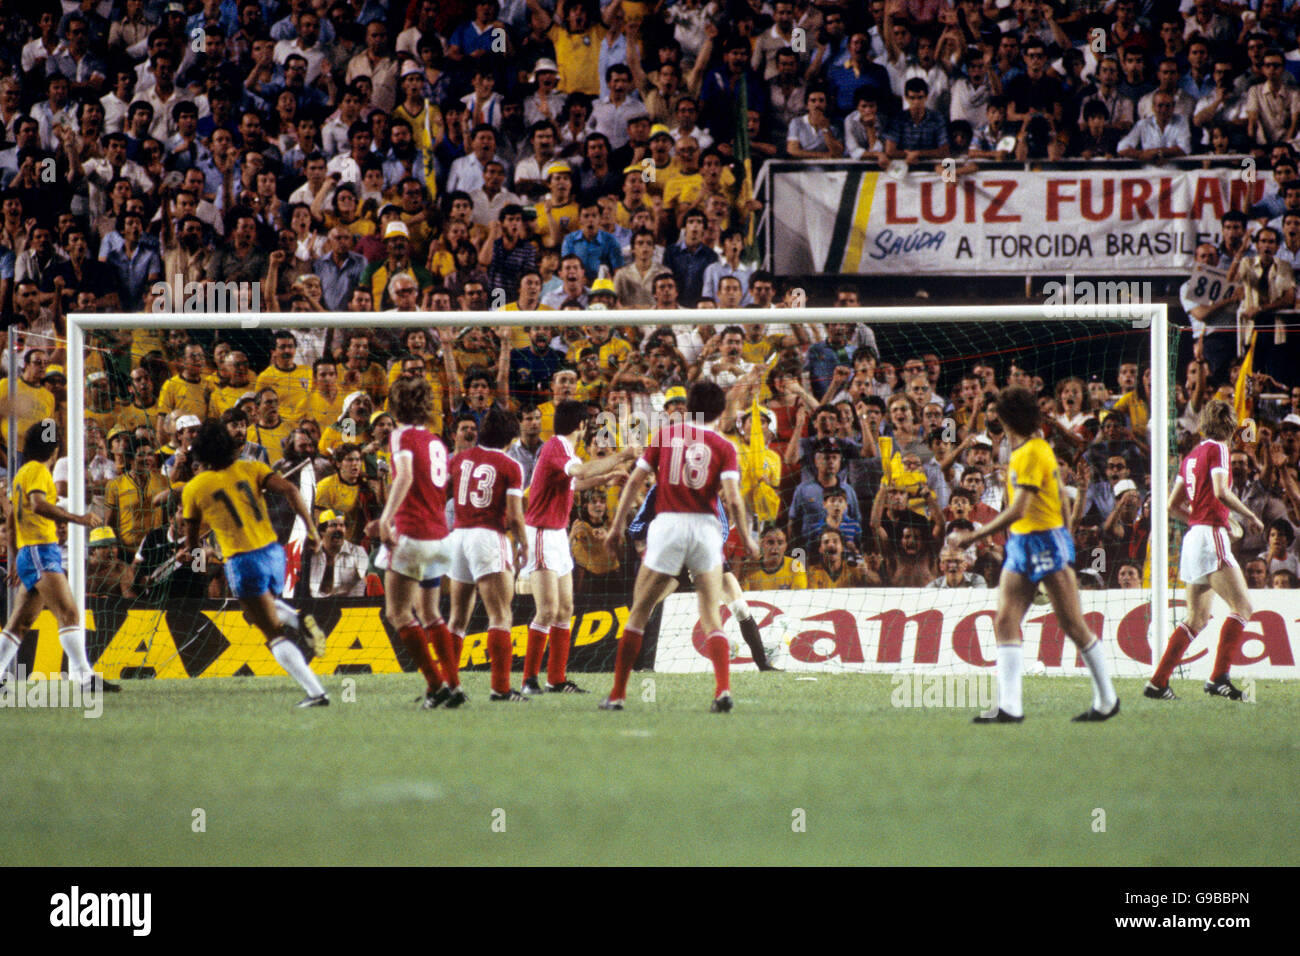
[693,565,735,711]
[1042,568,1119,721]
[522,568,558,694]
[600,565,680,711]
[385,570,448,708]
[973,569,1035,723]
[243,590,328,707]
[33,572,121,693]
[0,586,47,685]
[479,570,528,701]
[1148,580,1214,699]
[1202,564,1254,700]
[416,578,463,705]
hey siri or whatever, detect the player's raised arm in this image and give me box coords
[572,442,640,488]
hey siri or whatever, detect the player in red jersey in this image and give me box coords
[367,376,465,709]
[447,406,530,701]
[602,381,759,712]
[1147,400,1263,701]
[520,398,639,695]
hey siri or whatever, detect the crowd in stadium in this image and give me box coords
[0,0,1296,603]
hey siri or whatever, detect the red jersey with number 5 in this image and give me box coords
[450,446,524,532]
[525,435,581,529]
[391,424,450,539]
[1180,438,1230,527]
[638,423,739,514]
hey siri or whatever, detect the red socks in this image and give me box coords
[425,620,460,689]
[523,624,548,682]
[399,623,442,691]
[488,627,512,693]
[546,625,571,686]
[451,630,464,662]
[704,630,731,698]
[1212,614,1246,682]
[610,626,643,702]
[1152,622,1194,687]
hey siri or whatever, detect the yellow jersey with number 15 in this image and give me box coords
[1007,437,1065,534]
[12,460,58,548]
[182,460,277,557]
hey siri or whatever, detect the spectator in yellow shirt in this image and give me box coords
[739,525,807,590]
[337,330,388,404]
[255,330,313,424]
[104,437,169,551]
[807,528,877,589]
[314,443,367,542]
[248,388,296,465]
[0,348,55,451]
[305,358,345,431]
[157,343,210,423]
[547,2,607,96]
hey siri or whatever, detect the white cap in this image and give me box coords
[384,220,410,239]
[176,414,202,430]
[1113,478,1138,496]
[343,390,369,412]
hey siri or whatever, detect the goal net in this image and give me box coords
[33,306,1166,686]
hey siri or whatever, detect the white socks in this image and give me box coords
[270,637,326,698]
[729,599,752,622]
[0,630,20,677]
[58,626,93,683]
[1081,639,1118,712]
[273,599,300,632]
[996,644,1024,717]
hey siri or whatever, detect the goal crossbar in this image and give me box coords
[64,304,1169,659]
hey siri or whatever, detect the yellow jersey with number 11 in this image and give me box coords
[182,460,277,557]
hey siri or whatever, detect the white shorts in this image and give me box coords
[521,526,573,577]
[1180,524,1238,585]
[643,512,724,576]
[449,527,515,583]
[377,534,456,582]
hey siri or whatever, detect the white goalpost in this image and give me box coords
[64,303,1169,671]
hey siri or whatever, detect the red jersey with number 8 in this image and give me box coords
[450,446,524,532]
[1180,438,1230,527]
[638,423,739,514]
[391,425,450,539]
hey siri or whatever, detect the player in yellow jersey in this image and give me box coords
[182,421,330,708]
[0,423,118,692]
[952,387,1119,724]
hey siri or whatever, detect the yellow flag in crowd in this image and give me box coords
[1233,330,1256,423]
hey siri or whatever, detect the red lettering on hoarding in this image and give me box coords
[885,182,917,223]
[691,600,783,661]
[1235,611,1296,667]
[963,178,976,221]
[787,609,863,663]
[1080,178,1115,221]
[1228,177,1263,212]
[952,610,996,666]
[1045,179,1074,222]
[1156,177,1187,218]
[982,180,1019,222]
[920,181,957,223]
[1120,179,1154,219]
[868,609,943,663]
[1189,177,1225,221]
[1116,602,1154,664]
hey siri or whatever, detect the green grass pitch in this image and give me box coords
[2,672,1297,866]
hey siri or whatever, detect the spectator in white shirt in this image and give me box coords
[1117,92,1191,160]
[308,511,368,597]
[446,125,500,195]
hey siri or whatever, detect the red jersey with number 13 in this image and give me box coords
[450,446,524,532]
[391,424,450,539]
[525,435,581,529]
[638,423,739,514]
[1180,438,1230,528]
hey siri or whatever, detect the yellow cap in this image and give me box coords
[649,124,672,139]
[43,364,66,379]
[317,509,341,527]
[89,526,117,547]
[664,386,687,404]
[591,277,616,295]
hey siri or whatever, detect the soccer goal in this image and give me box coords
[55,304,1168,685]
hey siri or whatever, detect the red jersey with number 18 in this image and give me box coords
[638,423,739,514]
[1180,438,1230,528]
[391,424,450,539]
[524,435,581,529]
[450,446,524,532]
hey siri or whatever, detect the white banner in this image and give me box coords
[655,589,1300,679]
[771,165,1271,276]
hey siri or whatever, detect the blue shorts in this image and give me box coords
[1004,527,1075,584]
[16,543,63,591]
[224,542,286,600]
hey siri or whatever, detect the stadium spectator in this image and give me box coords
[104,437,167,553]
[789,439,863,552]
[808,528,875,588]
[1257,517,1300,578]
[1117,91,1191,160]
[306,510,368,597]
[739,525,807,590]
[885,77,949,163]
[925,546,987,589]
